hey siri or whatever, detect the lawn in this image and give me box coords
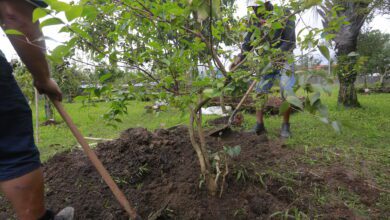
[32,90,390,211]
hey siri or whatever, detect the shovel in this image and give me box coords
[208,63,272,137]
[208,80,257,137]
[51,99,142,220]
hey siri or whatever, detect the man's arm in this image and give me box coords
[279,18,296,52]
[0,0,62,101]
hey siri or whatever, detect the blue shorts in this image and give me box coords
[0,56,41,181]
[255,63,295,97]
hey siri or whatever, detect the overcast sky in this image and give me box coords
[1,1,389,62]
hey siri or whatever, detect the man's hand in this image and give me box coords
[34,78,62,101]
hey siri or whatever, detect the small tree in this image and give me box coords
[40,0,344,195]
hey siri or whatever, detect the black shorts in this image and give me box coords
[0,56,41,181]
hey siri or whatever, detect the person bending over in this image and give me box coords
[231,0,296,138]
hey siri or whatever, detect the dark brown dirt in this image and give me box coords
[0,127,383,219]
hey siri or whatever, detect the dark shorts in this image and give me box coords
[0,56,41,181]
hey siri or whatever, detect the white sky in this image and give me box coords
[0,1,389,62]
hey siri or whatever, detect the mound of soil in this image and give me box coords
[0,127,383,219]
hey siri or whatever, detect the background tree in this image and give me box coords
[52,62,88,102]
[318,0,390,107]
[357,30,390,87]
[12,60,34,102]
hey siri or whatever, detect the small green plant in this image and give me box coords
[233,207,247,219]
[270,208,309,220]
[210,145,241,197]
[255,172,267,190]
[234,165,249,183]
[136,163,151,178]
[113,176,128,185]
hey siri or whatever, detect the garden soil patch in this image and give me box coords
[0,127,383,219]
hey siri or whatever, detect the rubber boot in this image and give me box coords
[54,207,74,220]
[253,123,267,135]
[280,123,291,138]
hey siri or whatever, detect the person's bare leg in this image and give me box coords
[283,106,292,124]
[256,108,264,124]
[281,107,292,138]
[0,168,45,220]
[254,94,268,135]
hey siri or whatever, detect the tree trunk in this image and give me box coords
[220,94,227,114]
[44,96,54,120]
[380,72,387,88]
[336,55,361,108]
[364,75,367,88]
[338,76,360,107]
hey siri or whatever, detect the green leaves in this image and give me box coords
[70,25,92,41]
[286,96,303,110]
[223,146,241,158]
[40,18,64,28]
[203,88,221,98]
[99,73,112,83]
[190,0,221,22]
[49,45,71,63]
[309,92,320,106]
[318,45,330,61]
[33,8,48,23]
[65,5,84,21]
[4,29,23,36]
[271,22,283,30]
[45,0,71,12]
[279,101,290,114]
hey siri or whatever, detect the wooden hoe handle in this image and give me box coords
[51,99,141,220]
[228,80,257,124]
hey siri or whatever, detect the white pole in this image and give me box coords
[34,88,39,144]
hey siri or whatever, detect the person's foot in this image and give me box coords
[54,207,74,220]
[280,123,291,138]
[253,123,267,135]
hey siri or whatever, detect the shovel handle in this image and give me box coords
[51,99,141,220]
[228,80,257,124]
